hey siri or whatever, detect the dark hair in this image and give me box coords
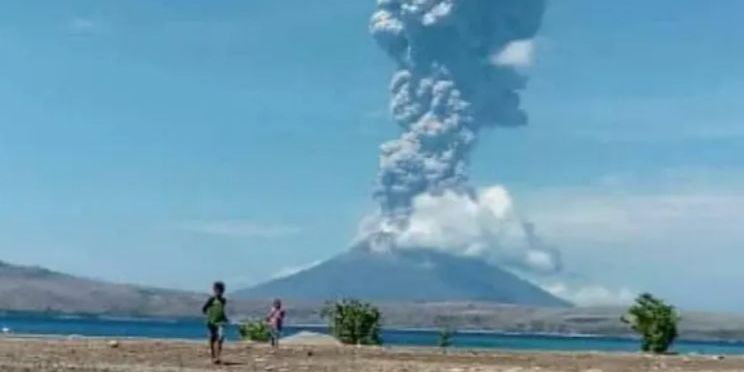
[213,281,226,294]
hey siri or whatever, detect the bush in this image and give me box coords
[238,320,271,342]
[434,316,454,348]
[622,293,679,354]
[437,327,453,348]
[321,299,382,345]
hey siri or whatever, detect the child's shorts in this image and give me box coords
[270,327,281,341]
[207,323,225,342]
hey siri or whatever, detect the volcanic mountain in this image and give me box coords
[0,249,568,318]
[234,249,570,307]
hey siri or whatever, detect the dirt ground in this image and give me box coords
[1,338,744,372]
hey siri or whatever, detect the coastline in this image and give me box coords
[7,304,744,343]
[1,338,743,372]
[7,317,744,346]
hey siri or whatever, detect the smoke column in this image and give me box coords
[360,0,548,261]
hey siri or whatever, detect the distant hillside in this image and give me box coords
[5,260,744,341]
[0,260,209,317]
[234,249,570,307]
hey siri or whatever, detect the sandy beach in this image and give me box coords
[1,338,744,372]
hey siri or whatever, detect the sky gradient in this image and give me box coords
[2,1,744,311]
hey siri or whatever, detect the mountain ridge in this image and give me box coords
[0,260,209,317]
[6,260,744,340]
[234,249,570,307]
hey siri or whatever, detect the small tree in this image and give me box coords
[622,293,679,354]
[434,315,455,349]
[321,299,382,345]
[238,319,271,342]
[437,327,453,348]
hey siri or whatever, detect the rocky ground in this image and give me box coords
[1,338,744,372]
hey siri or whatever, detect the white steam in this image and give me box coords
[492,40,535,67]
[542,282,636,307]
[394,186,562,274]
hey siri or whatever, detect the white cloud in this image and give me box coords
[396,187,511,256]
[524,172,744,244]
[543,282,636,307]
[271,260,322,280]
[393,186,562,274]
[67,18,99,34]
[182,220,301,238]
[509,168,744,309]
[491,39,534,67]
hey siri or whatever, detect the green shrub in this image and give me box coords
[437,327,453,348]
[434,316,454,348]
[622,293,679,354]
[321,299,382,345]
[238,320,271,342]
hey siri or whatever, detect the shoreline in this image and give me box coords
[3,330,744,357]
[1,338,743,372]
[6,320,744,347]
[7,305,744,343]
[4,309,744,345]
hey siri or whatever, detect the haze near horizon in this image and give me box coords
[2,0,744,312]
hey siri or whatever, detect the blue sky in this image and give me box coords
[1,1,744,311]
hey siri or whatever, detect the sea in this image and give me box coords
[2,313,744,355]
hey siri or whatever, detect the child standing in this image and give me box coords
[266,299,285,348]
[202,281,228,364]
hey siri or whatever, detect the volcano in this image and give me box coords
[234,249,570,307]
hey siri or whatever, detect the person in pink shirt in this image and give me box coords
[266,299,285,348]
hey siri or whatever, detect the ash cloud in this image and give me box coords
[357,0,556,275]
[369,0,545,220]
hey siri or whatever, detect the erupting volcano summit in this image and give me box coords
[239,0,568,307]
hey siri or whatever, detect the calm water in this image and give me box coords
[2,313,744,355]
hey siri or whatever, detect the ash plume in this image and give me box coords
[358,0,556,274]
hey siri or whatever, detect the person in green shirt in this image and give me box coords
[202,281,228,364]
